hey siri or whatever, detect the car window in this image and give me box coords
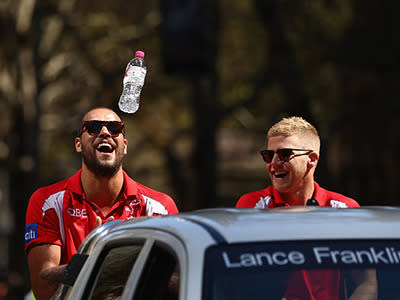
[87,244,144,300]
[203,240,400,300]
[132,243,179,300]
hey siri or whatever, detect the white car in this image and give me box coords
[53,207,400,300]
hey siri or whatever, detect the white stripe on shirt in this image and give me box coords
[42,190,66,245]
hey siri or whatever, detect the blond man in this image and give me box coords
[236,116,377,300]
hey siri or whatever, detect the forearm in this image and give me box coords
[348,282,377,300]
[348,269,377,300]
[32,265,67,300]
[40,264,67,289]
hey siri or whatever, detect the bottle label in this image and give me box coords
[124,66,146,85]
[118,58,146,114]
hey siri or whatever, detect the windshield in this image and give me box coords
[203,240,400,300]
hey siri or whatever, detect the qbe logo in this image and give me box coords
[25,223,38,244]
[67,208,87,218]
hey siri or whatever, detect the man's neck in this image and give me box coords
[280,181,315,207]
[80,166,124,208]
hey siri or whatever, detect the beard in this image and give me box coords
[81,144,124,177]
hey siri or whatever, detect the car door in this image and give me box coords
[65,229,187,300]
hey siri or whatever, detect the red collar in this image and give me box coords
[67,169,139,200]
[270,182,325,207]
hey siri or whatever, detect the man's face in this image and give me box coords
[75,108,127,177]
[266,135,313,193]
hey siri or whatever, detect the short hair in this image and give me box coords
[267,116,320,153]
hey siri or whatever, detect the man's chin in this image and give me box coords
[86,161,121,177]
[96,152,115,161]
[272,182,291,193]
[94,167,119,177]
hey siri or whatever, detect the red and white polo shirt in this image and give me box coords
[236,182,360,300]
[25,170,178,264]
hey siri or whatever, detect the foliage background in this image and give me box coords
[1,0,400,296]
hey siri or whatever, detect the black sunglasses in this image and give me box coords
[80,120,125,137]
[260,148,313,163]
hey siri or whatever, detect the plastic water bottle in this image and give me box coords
[118,50,147,114]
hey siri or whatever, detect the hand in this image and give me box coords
[348,269,377,300]
[94,216,115,228]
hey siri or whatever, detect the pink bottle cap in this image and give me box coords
[135,51,145,58]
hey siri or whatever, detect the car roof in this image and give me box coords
[98,206,400,246]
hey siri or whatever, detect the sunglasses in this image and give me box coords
[260,148,313,163]
[80,120,125,137]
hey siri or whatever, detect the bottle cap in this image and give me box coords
[135,51,145,58]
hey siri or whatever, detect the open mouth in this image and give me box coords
[96,143,114,154]
[272,171,288,179]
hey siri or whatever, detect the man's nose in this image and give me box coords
[98,125,111,136]
[270,153,282,164]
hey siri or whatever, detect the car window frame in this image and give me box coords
[85,242,146,299]
[119,229,188,300]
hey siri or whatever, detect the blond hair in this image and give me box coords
[267,116,320,153]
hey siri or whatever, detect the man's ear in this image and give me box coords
[307,152,319,169]
[123,139,128,155]
[75,137,82,153]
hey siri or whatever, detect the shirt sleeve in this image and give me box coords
[236,192,261,208]
[164,195,179,214]
[236,194,250,207]
[25,189,62,254]
[143,194,179,215]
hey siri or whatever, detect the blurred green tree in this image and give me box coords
[1,0,400,294]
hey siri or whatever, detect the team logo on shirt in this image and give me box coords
[67,207,88,218]
[255,196,272,209]
[330,200,349,208]
[125,199,142,218]
[25,223,38,244]
[129,199,142,208]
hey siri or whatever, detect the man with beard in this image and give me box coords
[25,107,179,300]
[236,116,377,300]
